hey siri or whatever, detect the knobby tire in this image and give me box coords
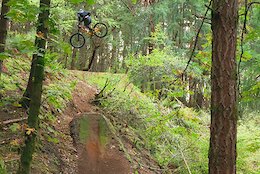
[93,23,108,38]
[70,33,85,48]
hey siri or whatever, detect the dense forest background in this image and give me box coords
[0,0,259,173]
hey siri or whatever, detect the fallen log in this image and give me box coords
[1,117,27,125]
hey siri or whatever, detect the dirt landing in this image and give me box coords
[77,114,131,174]
[66,81,132,174]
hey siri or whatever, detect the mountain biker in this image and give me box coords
[77,9,92,30]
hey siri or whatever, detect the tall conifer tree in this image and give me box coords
[209,0,238,173]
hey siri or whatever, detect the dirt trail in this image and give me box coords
[77,114,131,174]
[66,81,132,174]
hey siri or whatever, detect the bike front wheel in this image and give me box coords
[70,33,85,48]
[93,23,108,38]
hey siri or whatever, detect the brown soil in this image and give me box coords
[77,114,131,174]
[59,81,132,174]
[62,80,161,174]
[54,81,99,174]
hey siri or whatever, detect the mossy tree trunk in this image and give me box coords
[17,0,51,173]
[0,0,10,75]
[209,0,238,173]
[20,54,37,108]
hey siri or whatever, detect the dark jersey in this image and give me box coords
[77,11,91,21]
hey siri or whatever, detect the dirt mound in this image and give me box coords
[63,81,132,174]
[76,114,131,174]
[65,79,162,174]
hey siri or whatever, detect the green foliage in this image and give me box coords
[7,0,38,23]
[40,122,60,144]
[44,71,76,110]
[237,114,260,174]
[144,107,209,173]
[1,0,259,173]
[0,157,7,174]
[126,47,188,100]
[0,57,30,106]
[145,23,169,49]
[238,6,260,113]
[49,0,76,35]
[79,117,90,143]
[6,32,36,55]
[131,0,137,4]
[68,0,95,5]
[9,123,21,133]
[0,52,11,61]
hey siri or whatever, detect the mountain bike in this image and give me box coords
[70,22,108,48]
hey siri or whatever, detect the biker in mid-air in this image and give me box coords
[77,9,92,30]
[69,10,108,48]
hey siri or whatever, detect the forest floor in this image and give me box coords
[0,71,160,174]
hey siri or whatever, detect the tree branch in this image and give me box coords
[237,0,259,97]
[120,0,135,16]
[205,4,214,11]
[1,117,27,125]
[238,0,248,97]
[181,0,213,77]
[96,78,109,98]
[247,1,260,10]
[192,13,211,21]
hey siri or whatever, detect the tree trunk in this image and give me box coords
[17,0,51,173]
[113,47,119,73]
[78,44,87,70]
[19,54,37,108]
[122,40,128,70]
[209,0,238,174]
[195,80,204,108]
[64,53,68,68]
[148,15,155,54]
[98,46,105,72]
[177,2,184,48]
[86,45,99,71]
[0,0,9,75]
[91,49,99,72]
[110,29,118,71]
[70,47,77,70]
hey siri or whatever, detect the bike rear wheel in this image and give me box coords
[70,33,85,48]
[93,23,108,38]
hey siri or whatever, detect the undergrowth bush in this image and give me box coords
[0,57,30,106]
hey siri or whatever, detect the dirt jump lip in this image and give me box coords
[70,113,132,174]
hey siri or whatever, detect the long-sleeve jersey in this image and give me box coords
[77,10,91,22]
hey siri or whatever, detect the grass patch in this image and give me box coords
[98,117,109,146]
[79,116,90,143]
